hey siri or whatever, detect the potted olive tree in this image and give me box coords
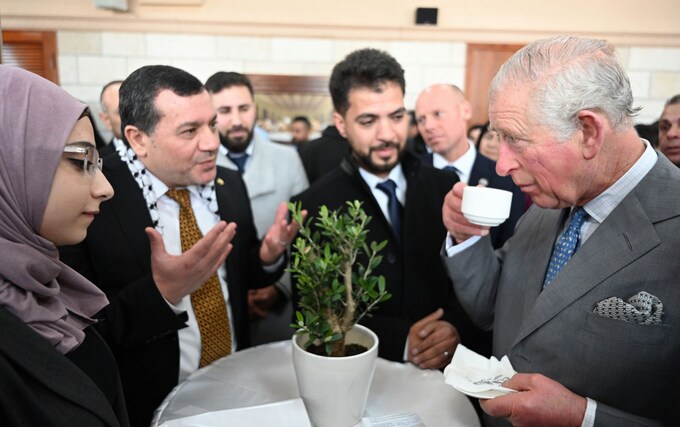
[288,200,391,427]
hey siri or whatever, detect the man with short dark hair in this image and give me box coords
[292,48,487,369]
[658,94,680,167]
[290,115,311,148]
[60,65,298,426]
[205,71,309,345]
[443,36,680,426]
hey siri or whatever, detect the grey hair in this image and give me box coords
[489,35,640,142]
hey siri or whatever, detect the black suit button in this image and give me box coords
[387,253,396,264]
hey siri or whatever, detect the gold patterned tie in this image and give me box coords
[166,189,232,367]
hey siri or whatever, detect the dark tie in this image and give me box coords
[443,165,460,179]
[543,207,587,288]
[166,189,232,367]
[227,153,248,174]
[376,179,403,243]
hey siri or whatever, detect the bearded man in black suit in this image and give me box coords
[291,49,488,370]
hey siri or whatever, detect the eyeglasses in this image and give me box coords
[63,145,103,176]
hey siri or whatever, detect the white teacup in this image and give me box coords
[461,186,513,227]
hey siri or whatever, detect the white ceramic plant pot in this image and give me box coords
[292,324,379,427]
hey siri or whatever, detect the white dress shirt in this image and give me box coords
[148,172,237,383]
[358,163,407,223]
[358,164,409,359]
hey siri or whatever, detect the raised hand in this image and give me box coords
[146,221,237,304]
[259,202,306,265]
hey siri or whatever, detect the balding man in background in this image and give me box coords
[98,80,124,156]
[415,84,523,248]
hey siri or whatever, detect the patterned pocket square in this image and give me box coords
[593,291,663,325]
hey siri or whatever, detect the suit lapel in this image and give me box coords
[512,179,664,347]
[104,155,153,268]
[242,137,276,199]
[421,152,434,167]
[468,154,486,186]
[214,169,236,222]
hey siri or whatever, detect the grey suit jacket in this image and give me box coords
[217,134,309,344]
[444,155,680,426]
[217,134,309,237]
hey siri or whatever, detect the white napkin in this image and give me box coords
[443,344,517,399]
[158,398,311,427]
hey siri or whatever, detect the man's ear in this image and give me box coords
[124,125,148,158]
[460,100,472,122]
[577,110,605,160]
[333,112,347,138]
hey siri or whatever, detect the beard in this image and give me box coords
[219,125,253,153]
[353,140,404,175]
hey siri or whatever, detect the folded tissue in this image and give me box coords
[443,344,517,399]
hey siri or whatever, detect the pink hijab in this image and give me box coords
[0,65,109,353]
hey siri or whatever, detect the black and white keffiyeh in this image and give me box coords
[115,144,219,229]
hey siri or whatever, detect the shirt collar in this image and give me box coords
[358,163,407,201]
[147,169,202,200]
[583,139,657,224]
[432,139,476,183]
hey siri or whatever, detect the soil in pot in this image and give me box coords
[305,343,368,357]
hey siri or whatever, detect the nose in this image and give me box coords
[230,109,242,127]
[201,126,221,152]
[377,117,398,142]
[495,141,518,177]
[669,123,680,140]
[93,170,114,202]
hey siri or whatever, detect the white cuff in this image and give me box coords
[580,397,597,427]
[444,233,481,257]
[165,295,188,315]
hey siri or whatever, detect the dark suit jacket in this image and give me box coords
[298,125,350,184]
[422,152,525,248]
[59,153,281,427]
[0,307,128,427]
[97,139,117,158]
[291,152,489,361]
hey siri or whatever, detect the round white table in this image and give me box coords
[152,341,481,427]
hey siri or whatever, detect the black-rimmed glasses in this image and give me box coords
[63,145,103,176]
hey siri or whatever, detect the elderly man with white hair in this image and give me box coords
[442,35,680,426]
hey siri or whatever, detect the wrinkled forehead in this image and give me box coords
[488,84,533,127]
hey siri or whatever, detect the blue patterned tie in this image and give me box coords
[543,207,587,288]
[227,153,248,174]
[376,179,403,244]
